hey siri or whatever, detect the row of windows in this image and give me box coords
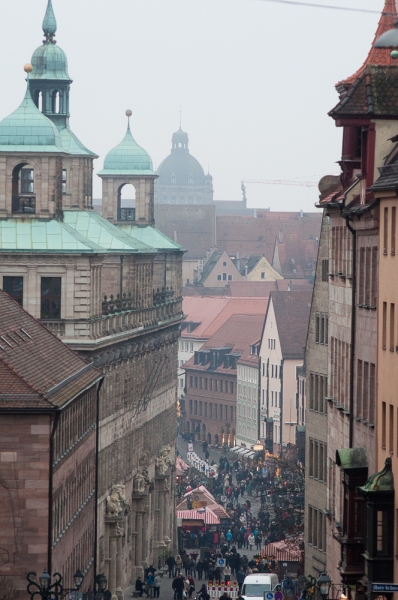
[382,301,398,352]
[237,364,258,383]
[308,506,326,551]
[356,360,375,424]
[189,375,234,394]
[380,402,398,454]
[189,399,234,421]
[270,363,280,378]
[315,312,328,345]
[237,383,257,401]
[309,438,327,483]
[308,372,328,414]
[358,246,377,308]
[330,225,352,278]
[3,275,61,318]
[180,341,194,353]
[330,337,351,411]
[321,259,329,282]
[54,388,96,463]
[271,390,281,408]
[237,423,257,441]
[237,404,257,421]
[217,273,233,281]
[268,338,276,349]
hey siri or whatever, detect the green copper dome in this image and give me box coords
[0,86,64,152]
[30,0,70,81]
[30,43,70,81]
[99,122,155,176]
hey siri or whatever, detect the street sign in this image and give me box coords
[275,592,283,600]
[265,593,275,600]
[372,585,398,593]
[217,558,226,567]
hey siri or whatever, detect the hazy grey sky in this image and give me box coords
[0,1,389,211]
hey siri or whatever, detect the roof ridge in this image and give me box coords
[337,0,398,88]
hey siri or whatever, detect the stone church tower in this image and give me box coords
[0,1,183,596]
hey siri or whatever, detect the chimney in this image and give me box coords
[279,229,284,243]
[300,209,303,217]
[245,265,248,280]
[236,251,241,272]
[253,208,257,218]
[174,231,178,242]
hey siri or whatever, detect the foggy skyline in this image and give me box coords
[0,0,387,211]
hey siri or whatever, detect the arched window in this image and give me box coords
[52,91,61,114]
[171,173,176,184]
[12,163,36,214]
[188,173,194,185]
[117,183,136,221]
[34,91,43,112]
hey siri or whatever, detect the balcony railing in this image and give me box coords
[118,208,135,221]
[12,196,36,214]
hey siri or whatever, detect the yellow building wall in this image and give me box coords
[247,256,283,281]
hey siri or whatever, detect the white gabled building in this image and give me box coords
[236,341,261,448]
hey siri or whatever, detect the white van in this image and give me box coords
[242,574,279,600]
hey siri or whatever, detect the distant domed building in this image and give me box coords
[155,128,213,204]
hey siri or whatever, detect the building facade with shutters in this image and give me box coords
[0,1,183,597]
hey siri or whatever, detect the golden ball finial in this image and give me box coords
[126,109,132,118]
[24,64,33,74]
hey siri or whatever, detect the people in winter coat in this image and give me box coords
[175,555,183,575]
[135,577,146,597]
[188,575,195,599]
[196,559,204,580]
[237,570,246,593]
[226,529,233,548]
[248,533,255,550]
[172,574,185,600]
[167,555,176,578]
[153,575,161,598]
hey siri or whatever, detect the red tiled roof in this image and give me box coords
[216,213,321,259]
[184,313,266,371]
[229,281,279,297]
[182,297,269,341]
[270,291,312,359]
[0,290,101,409]
[337,0,398,87]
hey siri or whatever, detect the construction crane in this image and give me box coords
[242,179,318,187]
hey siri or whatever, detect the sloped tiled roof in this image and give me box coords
[182,296,269,340]
[337,0,398,88]
[197,251,222,284]
[229,281,280,297]
[184,313,266,372]
[0,290,101,409]
[331,66,398,118]
[270,291,312,359]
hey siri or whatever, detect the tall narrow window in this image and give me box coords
[383,302,387,350]
[369,364,375,425]
[390,404,394,453]
[391,303,395,352]
[392,207,396,255]
[384,207,389,255]
[371,247,378,307]
[356,360,363,419]
[359,247,365,305]
[382,401,387,449]
[3,276,23,306]
[308,507,313,544]
[363,362,369,421]
[62,169,67,194]
[41,277,61,319]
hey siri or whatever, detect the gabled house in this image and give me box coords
[259,291,311,454]
[244,255,283,282]
[195,249,243,287]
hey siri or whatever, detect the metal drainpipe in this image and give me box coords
[48,410,60,575]
[93,377,104,589]
[280,359,284,455]
[120,255,124,298]
[343,215,356,449]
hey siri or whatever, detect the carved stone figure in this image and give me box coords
[106,484,127,517]
[134,451,149,493]
[116,525,125,537]
[155,444,172,475]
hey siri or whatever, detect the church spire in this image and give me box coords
[43,0,57,43]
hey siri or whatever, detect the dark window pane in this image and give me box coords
[41,277,61,319]
[3,276,23,306]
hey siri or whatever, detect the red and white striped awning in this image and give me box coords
[176,509,220,524]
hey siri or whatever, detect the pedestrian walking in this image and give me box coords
[153,574,161,598]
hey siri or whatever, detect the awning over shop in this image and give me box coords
[176,509,220,524]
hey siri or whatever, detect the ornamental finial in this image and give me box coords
[43,0,57,43]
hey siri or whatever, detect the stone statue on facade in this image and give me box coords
[106,484,127,517]
[134,451,149,493]
[155,444,172,476]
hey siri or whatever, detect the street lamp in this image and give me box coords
[27,571,63,600]
[317,572,331,600]
[253,441,263,452]
[73,570,84,590]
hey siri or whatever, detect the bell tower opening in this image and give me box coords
[52,90,61,114]
[12,163,36,214]
[118,184,136,221]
